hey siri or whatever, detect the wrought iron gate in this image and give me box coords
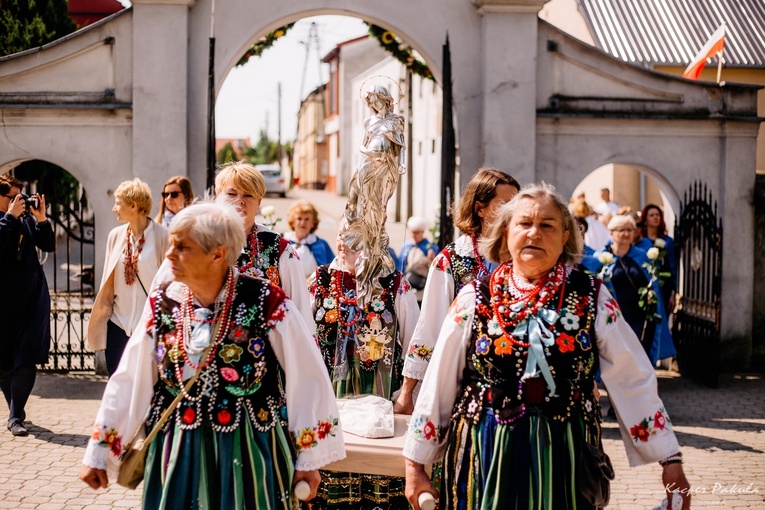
[42,197,96,371]
[672,181,722,388]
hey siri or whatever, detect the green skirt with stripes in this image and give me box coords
[442,408,600,510]
[142,414,298,510]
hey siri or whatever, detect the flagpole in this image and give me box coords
[716,22,725,84]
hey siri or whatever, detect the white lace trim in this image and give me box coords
[295,448,347,471]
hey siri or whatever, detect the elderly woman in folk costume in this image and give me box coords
[394,168,519,414]
[89,178,169,376]
[307,222,419,509]
[79,202,345,508]
[403,183,691,510]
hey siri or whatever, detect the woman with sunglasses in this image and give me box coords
[155,176,194,227]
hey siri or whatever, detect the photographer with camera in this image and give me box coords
[0,176,54,436]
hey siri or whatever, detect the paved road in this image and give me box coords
[1,370,763,509]
[260,187,411,258]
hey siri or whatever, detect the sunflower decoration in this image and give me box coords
[237,22,296,67]
[367,24,434,82]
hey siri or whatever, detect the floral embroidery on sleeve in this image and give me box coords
[435,254,452,274]
[294,416,340,450]
[91,425,123,457]
[406,342,434,362]
[409,416,444,443]
[448,299,470,326]
[600,297,622,324]
[266,301,288,328]
[629,408,671,442]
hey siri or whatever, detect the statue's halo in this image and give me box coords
[358,75,404,108]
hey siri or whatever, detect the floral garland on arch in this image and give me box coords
[367,24,434,82]
[234,22,434,83]
[236,23,296,67]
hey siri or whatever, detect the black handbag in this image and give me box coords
[405,270,427,290]
[577,425,615,507]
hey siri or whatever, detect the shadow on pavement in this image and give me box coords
[26,422,90,448]
[32,372,107,400]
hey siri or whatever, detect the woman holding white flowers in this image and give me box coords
[637,204,677,313]
[593,215,675,365]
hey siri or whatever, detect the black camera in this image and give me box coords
[20,194,39,210]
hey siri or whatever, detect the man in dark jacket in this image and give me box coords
[0,176,55,436]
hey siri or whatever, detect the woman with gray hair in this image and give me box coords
[403,183,690,510]
[592,214,676,365]
[79,202,345,508]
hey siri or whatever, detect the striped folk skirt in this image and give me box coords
[142,416,298,510]
[442,409,600,510]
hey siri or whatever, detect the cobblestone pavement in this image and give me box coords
[0,370,763,509]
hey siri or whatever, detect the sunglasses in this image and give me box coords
[162,191,182,199]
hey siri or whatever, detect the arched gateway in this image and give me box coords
[0,0,758,367]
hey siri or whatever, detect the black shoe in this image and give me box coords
[606,406,617,420]
[8,420,28,437]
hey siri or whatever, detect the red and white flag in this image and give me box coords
[683,25,726,80]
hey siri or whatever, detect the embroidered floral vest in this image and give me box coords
[148,276,288,433]
[237,229,290,286]
[312,266,403,390]
[455,270,600,425]
[441,242,487,296]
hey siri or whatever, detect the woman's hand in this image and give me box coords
[393,376,418,415]
[662,462,691,509]
[79,465,108,489]
[293,469,321,501]
[7,194,25,219]
[31,194,47,223]
[405,459,438,510]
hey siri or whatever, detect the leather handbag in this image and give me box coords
[117,345,212,489]
[577,425,615,507]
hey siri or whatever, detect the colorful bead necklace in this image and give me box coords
[332,269,362,330]
[123,227,145,285]
[174,269,236,400]
[237,225,263,276]
[471,235,490,277]
[489,262,566,349]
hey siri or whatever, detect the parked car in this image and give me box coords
[256,164,286,197]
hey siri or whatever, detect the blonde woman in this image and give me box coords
[88,178,168,376]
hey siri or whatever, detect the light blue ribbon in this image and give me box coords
[333,290,361,382]
[510,303,560,397]
[184,308,212,380]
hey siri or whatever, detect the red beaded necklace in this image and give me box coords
[175,269,236,392]
[471,235,490,277]
[238,225,263,275]
[123,227,145,286]
[489,262,566,348]
[331,269,362,329]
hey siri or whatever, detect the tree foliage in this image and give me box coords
[216,142,238,165]
[242,131,282,165]
[0,0,76,56]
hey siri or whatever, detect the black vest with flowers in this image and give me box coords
[454,269,601,425]
[312,266,402,380]
[442,242,486,296]
[147,276,288,433]
[237,229,289,286]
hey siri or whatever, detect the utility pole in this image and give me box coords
[277,82,283,165]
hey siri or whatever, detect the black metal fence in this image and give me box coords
[42,199,96,371]
[672,181,722,388]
